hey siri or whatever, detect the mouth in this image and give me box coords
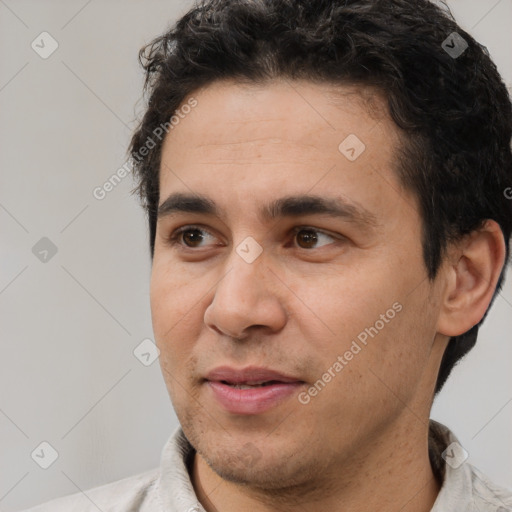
[204,366,305,415]
[205,365,303,385]
[219,379,291,389]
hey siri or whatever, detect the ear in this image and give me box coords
[436,220,506,337]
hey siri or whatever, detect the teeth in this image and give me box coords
[225,381,273,389]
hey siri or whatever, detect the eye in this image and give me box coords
[168,225,219,248]
[291,227,339,249]
[166,225,342,250]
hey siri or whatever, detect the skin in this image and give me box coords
[150,79,506,512]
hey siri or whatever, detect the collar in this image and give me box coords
[156,420,512,511]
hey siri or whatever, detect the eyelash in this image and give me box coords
[166,224,342,250]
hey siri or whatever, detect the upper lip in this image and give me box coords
[205,366,303,385]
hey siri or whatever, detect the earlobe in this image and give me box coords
[436,220,506,338]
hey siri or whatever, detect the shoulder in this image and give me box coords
[468,463,512,511]
[19,467,161,512]
[429,420,512,511]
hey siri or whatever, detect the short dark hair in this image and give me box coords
[129,0,512,395]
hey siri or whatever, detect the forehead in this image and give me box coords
[158,79,410,222]
[163,79,392,156]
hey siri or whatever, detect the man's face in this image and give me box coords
[151,80,447,488]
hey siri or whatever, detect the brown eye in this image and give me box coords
[181,228,205,247]
[295,229,319,249]
[169,225,217,248]
[293,227,337,249]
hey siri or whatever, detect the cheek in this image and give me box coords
[292,261,429,373]
[288,266,394,344]
[149,263,202,358]
[150,259,195,322]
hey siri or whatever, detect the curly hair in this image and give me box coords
[128,0,512,395]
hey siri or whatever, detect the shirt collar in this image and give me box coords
[156,425,205,512]
[156,420,511,512]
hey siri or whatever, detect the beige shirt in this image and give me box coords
[21,420,512,511]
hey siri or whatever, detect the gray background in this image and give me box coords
[0,1,511,510]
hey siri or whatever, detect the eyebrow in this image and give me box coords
[157,192,380,231]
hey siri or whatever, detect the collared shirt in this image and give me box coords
[21,420,512,511]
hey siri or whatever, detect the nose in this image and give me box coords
[204,252,288,340]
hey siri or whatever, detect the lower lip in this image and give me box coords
[207,381,303,415]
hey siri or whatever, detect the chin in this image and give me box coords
[199,440,320,492]
[179,407,325,490]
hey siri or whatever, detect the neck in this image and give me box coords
[191,417,441,512]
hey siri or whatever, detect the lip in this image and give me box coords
[205,366,305,415]
[205,366,302,384]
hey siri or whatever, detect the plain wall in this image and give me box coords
[0,1,511,510]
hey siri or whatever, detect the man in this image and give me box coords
[23,0,512,510]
